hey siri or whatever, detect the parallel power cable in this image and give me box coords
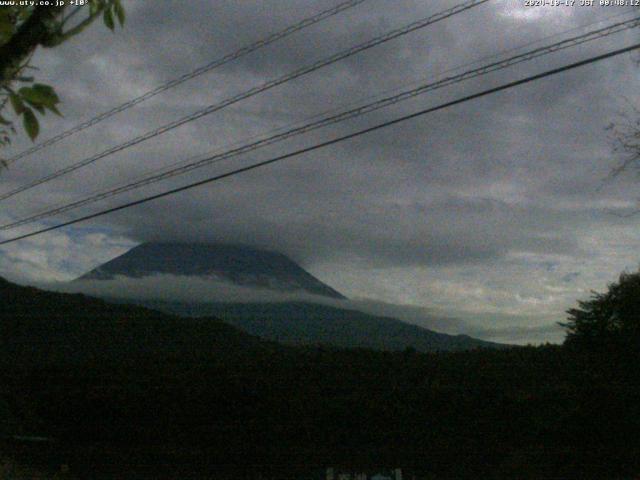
[35,0,624,220]
[4,0,370,165]
[1,41,638,246]
[3,15,639,231]
[0,0,490,203]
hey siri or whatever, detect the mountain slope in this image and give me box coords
[0,276,263,368]
[75,242,503,352]
[145,300,501,351]
[79,242,345,299]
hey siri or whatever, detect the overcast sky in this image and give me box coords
[0,0,639,344]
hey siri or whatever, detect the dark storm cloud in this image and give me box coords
[110,188,585,267]
[1,0,640,343]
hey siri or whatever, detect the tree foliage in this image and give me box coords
[562,269,640,349]
[0,1,124,152]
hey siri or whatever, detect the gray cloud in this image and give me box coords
[45,273,475,334]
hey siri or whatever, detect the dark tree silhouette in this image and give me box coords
[562,269,640,349]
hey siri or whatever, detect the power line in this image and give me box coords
[0,0,490,203]
[4,15,638,230]
[3,0,370,165]
[1,41,638,246]
[3,15,639,231]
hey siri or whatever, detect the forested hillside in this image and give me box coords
[1,277,639,479]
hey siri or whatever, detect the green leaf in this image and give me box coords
[103,8,114,30]
[28,83,60,106]
[0,8,12,22]
[18,87,39,105]
[114,0,125,26]
[0,20,15,45]
[32,83,58,98]
[89,0,100,16]
[46,103,62,117]
[18,85,60,113]
[9,94,25,115]
[30,103,45,114]
[22,108,39,141]
[0,8,17,43]
[16,6,34,22]
[0,114,11,126]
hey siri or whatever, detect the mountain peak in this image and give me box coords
[78,242,346,299]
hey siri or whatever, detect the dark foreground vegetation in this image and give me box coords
[1,276,639,479]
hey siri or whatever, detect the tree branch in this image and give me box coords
[61,5,83,27]
[45,6,105,47]
[0,6,65,87]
